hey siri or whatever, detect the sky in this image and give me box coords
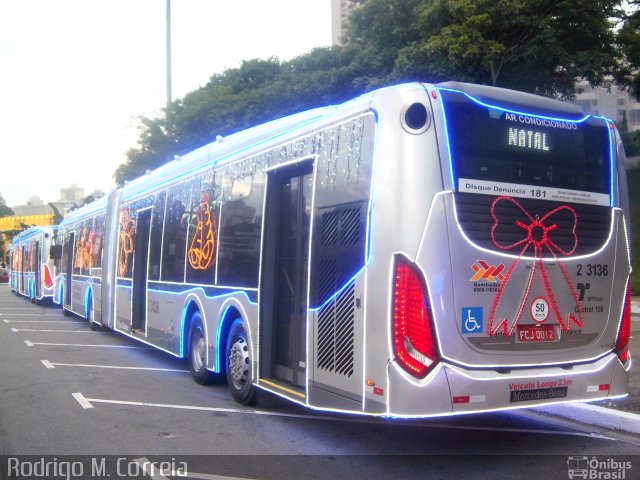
[0,0,332,208]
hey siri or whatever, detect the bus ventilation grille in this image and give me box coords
[317,281,355,377]
[315,202,366,307]
[455,192,611,257]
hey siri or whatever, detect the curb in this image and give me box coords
[533,402,640,435]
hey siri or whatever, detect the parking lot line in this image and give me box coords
[2,314,69,317]
[69,393,617,440]
[5,319,79,323]
[11,327,95,333]
[71,392,308,419]
[132,458,170,480]
[42,360,188,373]
[25,340,152,349]
[0,308,44,312]
[131,457,255,480]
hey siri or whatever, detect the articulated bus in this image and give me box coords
[50,82,631,416]
[9,226,56,303]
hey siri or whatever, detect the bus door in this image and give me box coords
[65,232,74,308]
[131,208,151,334]
[261,161,314,391]
[34,240,41,299]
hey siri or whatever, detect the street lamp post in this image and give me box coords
[166,0,172,109]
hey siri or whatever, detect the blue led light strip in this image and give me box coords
[435,87,616,207]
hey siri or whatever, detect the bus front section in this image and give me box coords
[383,82,630,416]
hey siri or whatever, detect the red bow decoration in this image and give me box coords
[488,196,585,336]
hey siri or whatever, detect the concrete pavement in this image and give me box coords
[535,298,640,435]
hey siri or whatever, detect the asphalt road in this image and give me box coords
[0,284,639,480]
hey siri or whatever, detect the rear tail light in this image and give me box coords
[42,264,53,289]
[392,256,438,378]
[615,279,631,364]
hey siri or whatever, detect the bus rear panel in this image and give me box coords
[378,83,630,416]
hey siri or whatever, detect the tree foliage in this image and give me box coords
[115,0,640,185]
[0,204,13,218]
[115,49,371,185]
[348,0,623,98]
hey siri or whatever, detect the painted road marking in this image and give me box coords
[132,458,170,480]
[0,307,42,315]
[43,361,188,373]
[71,392,94,409]
[71,392,311,419]
[129,458,251,480]
[68,392,615,440]
[41,360,55,369]
[2,313,65,317]
[25,340,151,349]
[11,328,95,333]
[5,319,78,323]
[183,472,255,480]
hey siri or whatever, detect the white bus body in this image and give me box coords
[51,82,631,416]
[9,226,56,303]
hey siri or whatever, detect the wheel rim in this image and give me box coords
[192,329,206,371]
[228,336,250,391]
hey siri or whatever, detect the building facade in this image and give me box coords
[331,0,367,45]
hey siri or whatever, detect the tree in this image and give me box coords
[115,0,640,184]
[349,0,623,99]
[115,49,370,186]
[0,204,13,218]
[615,0,640,99]
[48,203,63,225]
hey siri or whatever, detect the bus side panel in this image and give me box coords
[102,191,121,330]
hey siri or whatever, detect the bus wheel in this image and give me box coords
[226,319,256,405]
[189,311,215,385]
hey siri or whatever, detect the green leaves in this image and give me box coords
[116,0,640,185]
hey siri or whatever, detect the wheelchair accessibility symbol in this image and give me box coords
[462,307,483,334]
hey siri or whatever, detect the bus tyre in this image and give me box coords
[226,319,256,406]
[63,307,71,317]
[189,311,215,385]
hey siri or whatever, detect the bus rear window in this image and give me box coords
[441,89,611,205]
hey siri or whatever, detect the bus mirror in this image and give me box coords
[49,244,62,260]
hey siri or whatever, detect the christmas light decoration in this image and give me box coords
[488,196,585,336]
[118,208,136,277]
[188,193,216,270]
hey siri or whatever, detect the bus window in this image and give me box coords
[217,168,265,288]
[148,191,166,282]
[186,172,219,285]
[161,181,191,283]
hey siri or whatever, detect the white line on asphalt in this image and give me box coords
[1,313,65,317]
[6,319,78,323]
[74,394,307,418]
[184,472,256,480]
[132,458,170,480]
[0,308,42,311]
[11,328,94,333]
[24,340,152,349]
[43,361,188,373]
[70,393,617,440]
[72,392,94,409]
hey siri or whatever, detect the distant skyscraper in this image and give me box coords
[331,0,368,46]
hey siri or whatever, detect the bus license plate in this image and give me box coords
[517,324,557,342]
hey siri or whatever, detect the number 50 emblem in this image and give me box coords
[530,297,549,323]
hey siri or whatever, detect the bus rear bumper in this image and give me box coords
[386,353,628,417]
